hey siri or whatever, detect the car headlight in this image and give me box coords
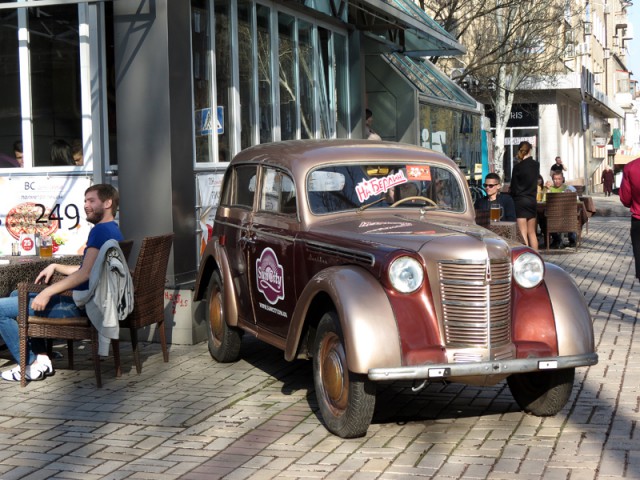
[513,252,544,288]
[389,256,424,293]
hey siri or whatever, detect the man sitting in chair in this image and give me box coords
[474,173,516,221]
[0,184,123,382]
[546,172,577,249]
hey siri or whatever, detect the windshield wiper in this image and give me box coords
[358,197,386,212]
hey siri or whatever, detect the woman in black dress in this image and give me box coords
[510,141,539,249]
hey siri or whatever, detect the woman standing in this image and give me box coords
[510,141,539,249]
[601,165,614,197]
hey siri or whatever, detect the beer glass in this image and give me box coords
[490,204,503,222]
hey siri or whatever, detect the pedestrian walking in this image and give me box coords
[601,165,614,197]
[620,157,640,281]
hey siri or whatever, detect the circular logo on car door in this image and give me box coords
[256,247,285,305]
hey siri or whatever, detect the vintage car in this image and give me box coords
[194,139,597,438]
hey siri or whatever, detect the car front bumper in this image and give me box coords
[368,352,598,381]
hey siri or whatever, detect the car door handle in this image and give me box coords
[239,233,256,246]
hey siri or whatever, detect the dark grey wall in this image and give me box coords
[113,0,197,287]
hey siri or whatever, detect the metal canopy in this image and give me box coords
[350,0,465,56]
[384,52,482,113]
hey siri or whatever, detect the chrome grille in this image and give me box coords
[438,259,511,350]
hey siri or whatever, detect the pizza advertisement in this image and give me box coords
[0,176,92,256]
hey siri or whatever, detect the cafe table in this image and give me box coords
[0,255,82,297]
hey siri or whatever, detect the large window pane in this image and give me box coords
[278,13,296,141]
[215,0,231,162]
[238,0,254,150]
[256,5,272,144]
[318,27,333,138]
[0,9,22,167]
[29,5,81,167]
[298,20,315,139]
[192,0,214,163]
[334,32,349,138]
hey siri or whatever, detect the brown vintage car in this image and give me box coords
[194,139,597,438]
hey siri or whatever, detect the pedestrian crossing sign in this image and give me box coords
[196,107,224,136]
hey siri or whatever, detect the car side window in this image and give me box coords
[222,165,257,209]
[259,167,297,216]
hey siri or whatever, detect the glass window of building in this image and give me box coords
[238,0,256,150]
[215,0,232,163]
[256,4,273,144]
[0,9,22,168]
[192,0,215,164]
[278,12,296,141]
[298,20,315,139]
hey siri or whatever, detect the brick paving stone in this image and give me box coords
[0,216,637,479]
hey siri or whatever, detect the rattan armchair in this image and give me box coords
[475,209,490,228]
[544,192,582,253]
[17,240,133,388]
[113,233,173,375]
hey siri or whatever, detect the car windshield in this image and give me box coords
[307,163,465,215]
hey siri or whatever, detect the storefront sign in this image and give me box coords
[0,176,92,256]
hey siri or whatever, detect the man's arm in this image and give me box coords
[30,247,100,311]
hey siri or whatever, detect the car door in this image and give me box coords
[216,164,257,323]
[246,166,298,339]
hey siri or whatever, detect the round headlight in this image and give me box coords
[513,252,544,288]
[389,256,424,293]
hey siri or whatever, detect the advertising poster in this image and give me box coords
[0,176,92,256]
[197,171,226,256]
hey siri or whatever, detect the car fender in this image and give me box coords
[544,262,595,356]
[193,240,239,327]
[285,266,402,373]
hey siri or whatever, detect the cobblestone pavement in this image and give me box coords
[0,213,638,479]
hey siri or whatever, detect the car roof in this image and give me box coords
[230,139,457,176]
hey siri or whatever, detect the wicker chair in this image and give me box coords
[17,240,133,388]
[544,192,581,253]
[113,233,173,375]
[475,209,490,228]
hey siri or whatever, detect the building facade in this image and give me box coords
[0,0,481,343]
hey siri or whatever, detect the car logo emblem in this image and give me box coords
[256,247,285,304]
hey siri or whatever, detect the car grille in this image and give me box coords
[438,259,512,350]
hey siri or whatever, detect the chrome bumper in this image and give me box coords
[368,353,598,381]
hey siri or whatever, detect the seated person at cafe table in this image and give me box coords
[474,173,516,221]
[545,172,577,249]
[0,184,123,382]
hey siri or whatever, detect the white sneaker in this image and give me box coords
[1,361,54,382]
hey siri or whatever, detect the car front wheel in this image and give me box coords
[206,271,243,362]
[507,368,575,416]
[313,311,376,438]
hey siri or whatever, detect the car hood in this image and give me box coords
[310,213,510,257]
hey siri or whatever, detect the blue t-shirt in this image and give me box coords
[77,221,124,291]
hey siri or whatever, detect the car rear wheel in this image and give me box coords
[313,311,375,438]
[206,271,242,362]
[507,368,575,416]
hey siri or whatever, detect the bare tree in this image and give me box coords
[424,0,576,177]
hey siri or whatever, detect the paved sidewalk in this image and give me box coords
[0,215,638,479]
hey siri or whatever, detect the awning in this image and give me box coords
[614,154,640,165]
[384,52,482,114]
[350,0,465,56]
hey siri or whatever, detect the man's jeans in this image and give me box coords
[0,291,84,366]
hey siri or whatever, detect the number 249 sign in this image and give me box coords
[0,176,92,256]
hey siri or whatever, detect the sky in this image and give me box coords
[628,3,639,79]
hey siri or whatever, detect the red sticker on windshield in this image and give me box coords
[407,165,432,181]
